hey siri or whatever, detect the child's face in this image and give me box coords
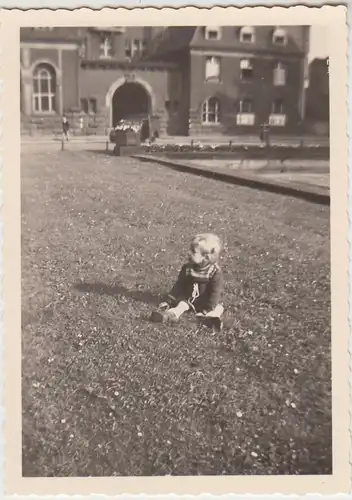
[189,243,207,268]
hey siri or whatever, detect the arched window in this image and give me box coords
[202,96,220,124]
[272,27,287,46]
[32,63,56,113]
[239,26,255,43]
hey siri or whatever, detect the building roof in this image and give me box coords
[147,25,308,60]
[20,26,308,61]
[190,26,307,55]
[146,27,197,58]
[20,27,84,43]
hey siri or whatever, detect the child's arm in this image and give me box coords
[159,264,188,307]
[205,268,224,311]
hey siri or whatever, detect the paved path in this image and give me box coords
[21,134,329,148]
[135,154,329,204]
[187,158,329,172]
[261,172,329,189]
[185,158,330,189]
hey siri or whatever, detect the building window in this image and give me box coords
[89,98,97,114]
[237,99,255,125]
[239,26,255,43]
[125,39,131,58]
[205,56,221,82]
[81,98,89,114]
[205,26,221,40]
[79,41,87,59]
[202,96,221,124]
[81,98,97,115]
[240,59,253,81]
[273,62,286,86]
[32,63,56,113]
[100,36,112,58]
[125,39,147,58]
[272,28,287,46]
[132,39,140,56]
[238,98,253,114]
[269,99,286,126]
[272,98,284,115]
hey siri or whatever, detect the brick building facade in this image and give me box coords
[305,57,329,135]
[20,25,314,137]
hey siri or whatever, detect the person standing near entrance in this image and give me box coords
[259,122,270,147]
[62,115,70,141]
[79,116,84,136]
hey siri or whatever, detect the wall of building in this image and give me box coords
[21,46,62,121]
[84,27,155,62]
[163,51,190,135]
[85,30,125,60]
[20,47,182,135]
[29,47,60,67]
[62,50,80,111]
[78,65,180,134]
[188,51,303,135]
[306,58,329,122]
[20,26,314,138]
[21,44,80,119]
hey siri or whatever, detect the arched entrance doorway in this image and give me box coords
[112,82,150,126]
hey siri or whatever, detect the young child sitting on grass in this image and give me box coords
[151,233,225,331]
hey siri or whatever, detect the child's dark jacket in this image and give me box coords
[166,262,224,313]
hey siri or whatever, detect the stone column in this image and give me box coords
[21,48,32,116]
[22,47,30,70]
[56,70,63,116]
[21,69,33,116]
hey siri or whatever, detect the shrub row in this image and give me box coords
[140,143,329,160]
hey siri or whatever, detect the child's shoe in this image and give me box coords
[197,315,223,331]
[150,310,179,324]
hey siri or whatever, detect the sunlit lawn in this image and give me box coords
[22,149,331,477]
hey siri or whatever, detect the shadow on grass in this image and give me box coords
[73,282,160,306]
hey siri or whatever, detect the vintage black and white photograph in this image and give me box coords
[14,7,347,490]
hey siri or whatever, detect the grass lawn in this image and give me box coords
[22,149,331,477]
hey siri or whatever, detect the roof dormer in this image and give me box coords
[272,27,287,46]
[204,26,221,40]
[239,26,255,43]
